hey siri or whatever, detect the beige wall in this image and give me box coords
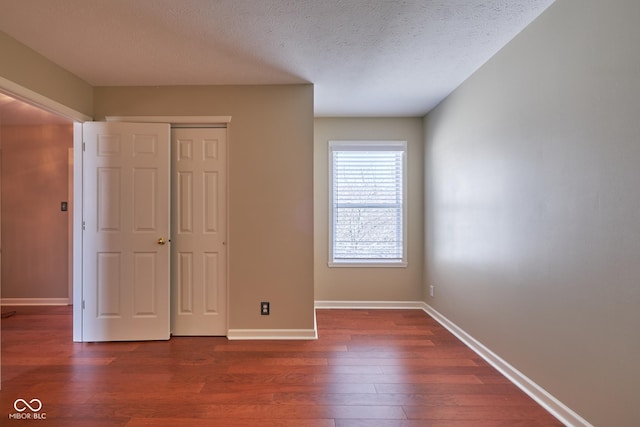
[0,31,93,117]
[425,0,640,425]
[314,117,424,301]
[94,85,315,331]
[1,124,73,299]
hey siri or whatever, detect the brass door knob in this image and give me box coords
[157,237,167,245]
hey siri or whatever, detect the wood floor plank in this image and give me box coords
[403,404,561,421]
[328,357,479,367]
[336,420,551,427]
[313,373,484,385]
[126,418,336,427]
[199,382,377,395]
[1,306,563,426]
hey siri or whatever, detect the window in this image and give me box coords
[329,140,407,267]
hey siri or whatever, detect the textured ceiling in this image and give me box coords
[0,0,555,117]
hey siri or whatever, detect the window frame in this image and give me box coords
[328,140,408,268]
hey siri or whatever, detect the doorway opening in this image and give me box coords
[0,92,74,311]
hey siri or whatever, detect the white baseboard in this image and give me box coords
[227,328,317,340]
[422,303,593,427]
[1,298,70,306]
[314,300,426,310]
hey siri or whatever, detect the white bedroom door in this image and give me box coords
[82,121,171,341]
[171,127,227,336]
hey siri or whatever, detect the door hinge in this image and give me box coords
[82,221,86,231]
[82,300,85,310]
[82,142,86,151]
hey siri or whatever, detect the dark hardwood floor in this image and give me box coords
[0,306,563,426]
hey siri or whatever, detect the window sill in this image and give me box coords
[328,261,408,268]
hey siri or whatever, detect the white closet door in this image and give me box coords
[82,121,170,341]
[171,127,227,336]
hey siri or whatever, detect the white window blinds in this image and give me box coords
[329,141,407,265]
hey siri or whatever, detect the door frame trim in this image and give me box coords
[106,116,231,125]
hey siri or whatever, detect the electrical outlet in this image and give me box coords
[261,301,270,315]
[429,285,435,298]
